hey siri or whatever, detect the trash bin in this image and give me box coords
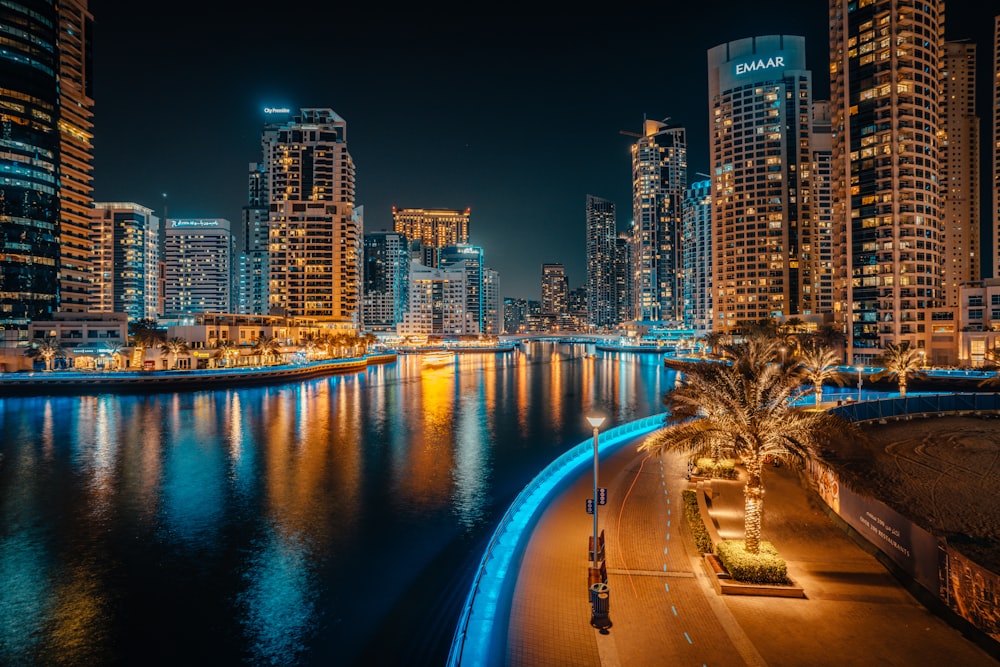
[590,582,610,617]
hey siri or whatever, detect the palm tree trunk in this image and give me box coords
[743,460,764,554]
[900,379,907,397]
[815,382,822,405]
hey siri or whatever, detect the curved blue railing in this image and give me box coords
[828,392,1000,422]
[447,413,669,666]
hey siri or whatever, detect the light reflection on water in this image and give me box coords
[0,344,671,665]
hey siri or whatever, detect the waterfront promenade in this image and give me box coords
[504,442,998,665]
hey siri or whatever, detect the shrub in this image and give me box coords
[682,489,714,554]
[715,539,789,584]
[693,457,738,480]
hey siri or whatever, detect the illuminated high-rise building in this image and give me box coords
[682,178,712,335]
[630,119,687,324]
[940,40,980,306]
[802,101,836,317]
[392,207,470,268]
[708,35,813,331]
[164,219,232,316]
[831,0,945,362]
[362,231,410,331]
[90,202,159,321]
[0,0,93,328]
[992,15,1000,279]
[236,161,270,315]
[440,244,484,334]
[398,262,470,336]
[266,108,358,324]
[482,268,501,335]
[541,263,568,316]
[613,233,632,325]
[585,194,616,329]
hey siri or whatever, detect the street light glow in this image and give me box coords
[586,416,605,429]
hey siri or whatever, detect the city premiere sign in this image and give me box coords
[735,56,785,75]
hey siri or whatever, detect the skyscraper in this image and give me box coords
[90,202,159,321]
[802,101,836,317]
[0,0,93,328]
[440,244,484,334]
[708,35,813,331]
[541,263,568,317]
[940,40,980,307]
[392,207,470,268]
[265,108,359,324]
[630,119,687,324]
[482,268,501,335]
[585,194,616,330]
[163,219,232,316]
[992,15,1000,279]
[682,179,712,335]
[613,233,632,326]
[831,1,945,362]
[362,231,410,331]
[398,263,470,337]
[235,161,270,315]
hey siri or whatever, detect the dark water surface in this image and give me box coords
[0,343,675,666]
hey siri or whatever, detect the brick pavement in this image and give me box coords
[505,436,999,666]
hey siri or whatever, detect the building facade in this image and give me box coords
[483,267,501,335]
[266,108,359,324]
[0,0,93,328]
[802,101,836,318]
[392,207,470,268]
[682,179,713,336]
[630,119,687,324]
[541,263,568,317]
[398,262,470,337]
[163,219,232,316]
[708,35,813,331]
[940,40,981,307]
[993,16,1000,279]
[236,160,270,315]
[440,244,484,334]
[585,194,617,330]
[362,231,410,331]
[831,0,945,363]
[90,202,159,321]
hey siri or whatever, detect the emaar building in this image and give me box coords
[708,35,813,331]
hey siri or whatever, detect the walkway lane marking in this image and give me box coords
[672,605,678,616]
[664,583,670,592]
[684,632,693,644]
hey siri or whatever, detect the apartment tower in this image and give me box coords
[90,202,159,321]
[682,179,712,335]
[0,0,93,328]
[362,231,410,331]
[265,108,359,324]
[707,35,813,332]
[392,207,470,268]
[630,119,687,324]
[163,219,232,316]
[541,263,568,317]
[940,40,980,306]
[830,0,945,362]
[585,194,617,330]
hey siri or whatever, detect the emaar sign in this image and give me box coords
[735,56,785,75]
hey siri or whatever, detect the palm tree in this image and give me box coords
[214,339,240,367]
[130,321,165,369]
[362,332,378,353]
[252,334,281,364]
[104,341,124,370]
[799,344,845,406]
[160,337,190,369]
[24,337,64,371]
[702,331,730,358]
[639,333,853,554]
[869,342,927,397]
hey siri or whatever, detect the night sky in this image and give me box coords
[89,2,993,301]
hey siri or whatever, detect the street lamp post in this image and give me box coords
[856,365,863,402]
[586,416,605,570]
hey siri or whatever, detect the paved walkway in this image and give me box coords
[506,438,999,666]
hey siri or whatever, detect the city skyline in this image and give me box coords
[88,3,993,301]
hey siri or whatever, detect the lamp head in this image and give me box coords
[586,416,605,429]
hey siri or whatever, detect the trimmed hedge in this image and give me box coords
[716,539,789,584]
[693,457,738,480]
[682,489,714,554]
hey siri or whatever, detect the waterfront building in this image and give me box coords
[236,161,270,315]
[831,0,945,363]
[362,231,410,331]
[586,194,617,330]
[994,16,1000,278]
[541,263,568,317]
[397,262,471,337]
[0,0,93,328]
[440,244,485,334]
[708,35,813,332]
[265,108,359,325]
[163,219,232,316]
[957,278,1000,366]
[629,118,687,324]
[802,101,836,319]
[940,41,981,307]
[682,179,712,336]
[483,268,502,335]
[90,202,159,321]
[613,233,632,326]
[26,311,127,365]
[392,207,470,268]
